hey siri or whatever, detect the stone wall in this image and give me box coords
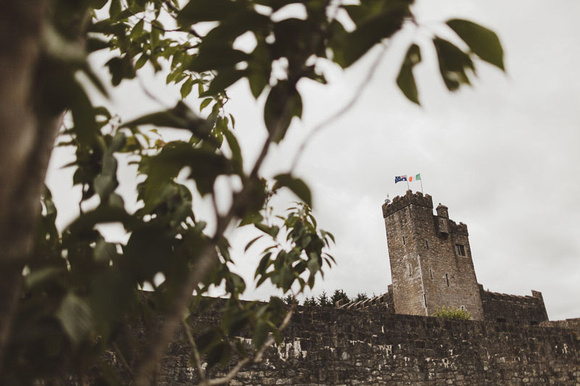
[159,304,580,385]
[338,290,395,312]
[480,286,549,325]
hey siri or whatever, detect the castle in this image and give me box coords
[340,190,549,326]
[144,191,580,384]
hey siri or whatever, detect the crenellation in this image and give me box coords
[383,190,433,217]
[447,220,468,236]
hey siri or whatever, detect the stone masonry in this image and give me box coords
[381,190,548,324]
[155,304,580,385]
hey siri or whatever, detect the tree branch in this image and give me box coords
[131,5,327,380]
[182,320,206,382]
[131,132,274,385]
[204,306,295,386]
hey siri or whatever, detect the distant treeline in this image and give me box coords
[285,290,370,307]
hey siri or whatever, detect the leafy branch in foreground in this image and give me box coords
[0,0,504,384]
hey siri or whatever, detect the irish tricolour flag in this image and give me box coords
[409,174,421,182]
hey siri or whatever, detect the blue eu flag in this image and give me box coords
[395,175,407,184]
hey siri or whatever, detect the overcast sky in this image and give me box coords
[47,0,580,320]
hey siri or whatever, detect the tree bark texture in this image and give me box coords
[0,0,62,373]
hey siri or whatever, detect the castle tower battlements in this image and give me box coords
[382,190,484,320]
[382,190,433,217]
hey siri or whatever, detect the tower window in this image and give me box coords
[408,264,412,277]
[430,269,434,280]
[445,273,450,287]
[425,240,429,249]
[455,244,466,256]
[402,236,406,245]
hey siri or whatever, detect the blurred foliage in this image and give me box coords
[5,0,503,383]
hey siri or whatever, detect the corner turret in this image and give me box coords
[436,203,450,235]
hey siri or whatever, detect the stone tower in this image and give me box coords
[382,190,484,320]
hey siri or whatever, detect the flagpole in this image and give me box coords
[420,177,423,193]
[406,180,410,191]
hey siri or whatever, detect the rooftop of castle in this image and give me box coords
[382,190,433,217]
[382,190,469,234]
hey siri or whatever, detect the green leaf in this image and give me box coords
[254,0,301,11]
[201,69,246,96]
[70,81,99,146]
[199,98,212,113]
[110,131,127,152]
[129,0,147,13]
[178,0,242,25]
[65,206,136,240]
[140,141,233,198]
[433,37,475,91]
[94,240,117,264]
[124,225,173,283]
[253,319,269,348]
[189,46,249,73]
[227,273,246,294]
[91,0,108,9]
[80,63,109,98]
[109,0,121,18]
[90,270,136,327]
[131,19,145,40]
[264,82,302,143]
[396,44,422,105]
[86,36,110,53]
[254,223,280,238]
[206,342,232,368]
[245,236,263,252]
[200,9,268,47]
[56,293,94,345]
[255,252,272,281]
[247,40,271,99]
[121,102,210,138]
[331,3,409,68]
[195,328,222,353]
[223,128,243,173]
[41,184,58,223]
[135,53,149,69]
[447,19,504,71]
[180,77,194,99]
[94,153,118,200]
[307,254,321,274]
[106,56,137,86]
[24,267,64,290]
[273,173,312,207]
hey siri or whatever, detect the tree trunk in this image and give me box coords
[0,0,62,372]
